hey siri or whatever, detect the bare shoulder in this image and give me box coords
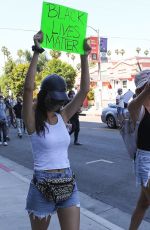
[60,109,67,124]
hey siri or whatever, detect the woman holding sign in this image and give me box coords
[23,31,91,230]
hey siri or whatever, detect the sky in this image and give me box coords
[1,0,150,69]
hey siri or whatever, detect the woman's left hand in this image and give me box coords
[83,38,91,56]
[33,31,43,48]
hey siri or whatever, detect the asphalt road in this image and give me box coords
[1,119,150,221]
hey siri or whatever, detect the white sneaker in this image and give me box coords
[0,141,2,145]
[3,142,8,146]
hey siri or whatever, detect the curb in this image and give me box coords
[81,208,124,230]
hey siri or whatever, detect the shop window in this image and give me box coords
[122,80,127,88]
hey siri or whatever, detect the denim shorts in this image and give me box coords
[26,168,80,218]
[135,149,150,187]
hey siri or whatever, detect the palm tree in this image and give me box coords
[1,46,11,62]
[115,49,119,55]
[71,54,75,61]
[107,50,111,56]
[49,50,61,59]
[76,63,81,71]
[71,54,75,66]
[144,49,149,56]
[66,52,70,63]
[1,46,7,62]
[37,53,48,72]
[24,50,32,62]
[136,47,141,55]
[120,49,125,56]
[17,49,24,63]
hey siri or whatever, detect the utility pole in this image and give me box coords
[88,26,102,110]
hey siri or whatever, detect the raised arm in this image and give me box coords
[23,31,43,134]
[62,39,91,122]
[128,83,150,125]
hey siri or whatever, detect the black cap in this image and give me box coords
[40,74,69,101]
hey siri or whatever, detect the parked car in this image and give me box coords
[101,103,129,128]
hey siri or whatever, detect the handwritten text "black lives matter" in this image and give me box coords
[45,4,85,52]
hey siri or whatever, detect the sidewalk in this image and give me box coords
[0,155,124,230]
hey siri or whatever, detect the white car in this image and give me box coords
[101,103,129,128]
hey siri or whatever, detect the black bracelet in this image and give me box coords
[32,45,45,54]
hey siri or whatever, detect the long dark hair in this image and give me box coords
[35,90,61,136]
[35,90,48,136]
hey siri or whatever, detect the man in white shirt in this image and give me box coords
[116,88,125,124]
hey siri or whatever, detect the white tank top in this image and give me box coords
[29,113,70,170]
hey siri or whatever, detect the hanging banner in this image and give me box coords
[89,36,99,61]
[100,37,107,52]
[41,2,88,54]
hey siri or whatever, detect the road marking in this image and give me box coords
[0,163,12,172]
[86,159,114,165]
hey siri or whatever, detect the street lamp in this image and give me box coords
[87,25,102,110]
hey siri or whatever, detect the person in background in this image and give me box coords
[13,97,23,138]
[116,88,125,124]
[128,70,150,230]
[4,97,11,141]
[23,31,91,230]
[0,95,8,146]
[5,97,16,127]
[68,90,82,145]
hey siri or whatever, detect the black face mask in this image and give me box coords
[50,99,65,106]
[44,95,65,112]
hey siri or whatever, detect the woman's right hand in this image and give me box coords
[33,31,43,48]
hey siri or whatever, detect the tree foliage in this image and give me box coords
[0,59,16,96]
[11,63,29,96]
[0,47,76,97]
[39,59,76,91]
[87,88,94,101]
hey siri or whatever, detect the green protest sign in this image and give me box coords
[41,2,88,54]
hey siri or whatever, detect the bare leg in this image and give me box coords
[57,206,80,230]
[29,213,51,230]
[129,187,149,230]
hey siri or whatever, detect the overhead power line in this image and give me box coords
[0,27,37,32]
[109,36,150,42]
[1,27,150,42]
